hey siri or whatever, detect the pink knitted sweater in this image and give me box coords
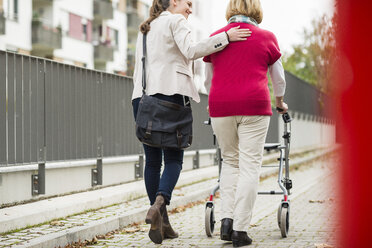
[204,23,281,117]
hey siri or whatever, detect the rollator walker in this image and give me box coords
[204,110,292,238]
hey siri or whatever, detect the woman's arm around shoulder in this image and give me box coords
[170,14,251,60]
[170,14,228,60]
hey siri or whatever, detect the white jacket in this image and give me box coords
[132,11,229,103]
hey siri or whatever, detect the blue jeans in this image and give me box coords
[132,94,186,205]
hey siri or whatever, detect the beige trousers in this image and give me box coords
[211,115,270,231]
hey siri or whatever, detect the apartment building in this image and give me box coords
[126,0,149,75]
[0,0,215,82]
[0,0,149,75]
[0,0,32,54]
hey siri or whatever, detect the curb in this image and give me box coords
[14,187,215,248]
[0,166,218,234]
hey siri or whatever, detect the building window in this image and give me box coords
[13,0,17,17]
[7,0,18,21]
[108,28,119,48]
[114,29,118,48]
[69,13,82,39]
[69,13,91,42]
[82,23,87,41]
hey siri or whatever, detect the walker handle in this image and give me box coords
[276,107,292,123]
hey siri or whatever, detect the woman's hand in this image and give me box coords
[275,97,288,114]
[226,26,252,41]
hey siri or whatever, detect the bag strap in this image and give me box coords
[141,33,190,107]
[142,34,147,95]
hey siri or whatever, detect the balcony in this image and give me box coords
[33,0,53,9]
[127,11,141,36]
[0,12,5,35]
[94,0,113,21]
[31,20,62,55]
[94,44,114,62]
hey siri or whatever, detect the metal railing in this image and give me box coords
[0,51,332,169]
[93,0,113,20]
[284,71,331,117]
[0,51,218,168]
[31,20,62,50]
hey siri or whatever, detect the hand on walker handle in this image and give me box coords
[227,26,252,41]
[275,96,288,114]
[276,101,288,114]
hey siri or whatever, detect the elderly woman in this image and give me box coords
[132,0,251,244]
[203,0,288,246]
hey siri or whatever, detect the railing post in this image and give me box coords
[38,162,45,194]
[193,150,199,169]
[92,143,103,186]
[135,154,144,179]
[32,149,46,196]
[32,61,47,196]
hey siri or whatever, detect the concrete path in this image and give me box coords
[0,148,338,248]
[84,154,339,247]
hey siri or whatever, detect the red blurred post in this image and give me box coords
[336,1,372,247]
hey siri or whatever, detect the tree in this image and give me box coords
[283,13,337,93]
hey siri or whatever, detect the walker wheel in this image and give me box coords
[280,206,289,238]
[277,204,282,228]
[205,205,215,237]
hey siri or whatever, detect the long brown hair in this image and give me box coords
[140,0,170,34]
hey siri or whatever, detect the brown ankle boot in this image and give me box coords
[162,206,179,239]
[145,195,165,244]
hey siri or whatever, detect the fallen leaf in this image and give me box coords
[50,221,65,226]
[309,200,325,204]
[314,243,333,248]
[122,227,140,233]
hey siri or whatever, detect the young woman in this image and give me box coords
[131,0,251,244]
[203,0,288,246]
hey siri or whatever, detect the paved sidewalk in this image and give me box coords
[0,148,337,248]
[84,155,339,248]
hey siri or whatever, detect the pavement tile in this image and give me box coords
[0,152,338,248]
[85,155,338,248]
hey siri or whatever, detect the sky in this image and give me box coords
[210,0,335,54]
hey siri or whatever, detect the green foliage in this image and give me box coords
[282,14,337,93]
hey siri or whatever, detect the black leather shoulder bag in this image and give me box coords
[135,34,193,150]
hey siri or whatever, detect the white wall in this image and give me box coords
[106,8,127,73]
[54,0,93,21]
[0,0,32,51]
[278,111,336,149]
[53,0,94,67]
[54,37,94,68]
[0,151,216,206]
